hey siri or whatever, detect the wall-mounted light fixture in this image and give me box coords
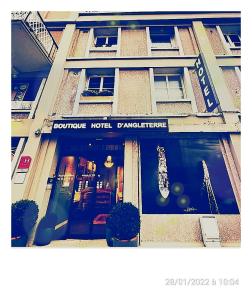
[34,128,42,137]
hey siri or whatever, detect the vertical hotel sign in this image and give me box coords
[195,54,219,112]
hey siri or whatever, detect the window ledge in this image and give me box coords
[79,96,113,104]
[79,99,113,104]
[196,112,222,117]
[11,109,31,113]
[90,47,117,52]
[156,99,191,103]
[151,47,179,51]
[230,46,241,50]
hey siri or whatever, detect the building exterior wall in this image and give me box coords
[205,26,227,55]
[120,29,148,56]
[141,214,240,246]
[53,70,81,115]
[179,27,199,55]
[156,102,192,114]
[69,30,89,57]
[50,31,63,45]
[222,67,241,110]
[117,70,152,114]
[189,69,207,112]
[78,103,113,115]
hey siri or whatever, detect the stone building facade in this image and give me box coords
[11,11,241,247]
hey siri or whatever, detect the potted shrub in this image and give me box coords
[34,213,57,246]
[11,199,39,247]
[106,202,141,247]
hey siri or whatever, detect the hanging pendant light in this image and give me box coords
[104,155,114,168]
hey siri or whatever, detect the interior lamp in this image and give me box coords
[104,155,114,168]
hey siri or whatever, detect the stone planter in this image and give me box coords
[35,227,54,246]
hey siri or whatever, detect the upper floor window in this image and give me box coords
[93,28,118,48]
[224,34,241,48]
[82,70,115,97]
[150,27,176,49]
[11,78,42,102]
[154,74,185,101]
[221,25,241,48]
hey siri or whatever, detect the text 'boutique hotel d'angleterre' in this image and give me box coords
[11,11,241,248]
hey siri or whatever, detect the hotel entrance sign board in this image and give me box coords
[194,54,219,112]
[52,119,168,133]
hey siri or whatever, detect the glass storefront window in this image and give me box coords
[141,138,239,214]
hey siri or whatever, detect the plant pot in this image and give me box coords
[106,229,138,247]
[11,236,27,247]
[105,228,113,247]
[112,236,138,247]
[35,227,54,246]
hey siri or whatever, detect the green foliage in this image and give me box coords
[11,199,39,238]
[106,202,141,241]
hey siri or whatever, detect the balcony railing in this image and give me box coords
[11,11,58,61]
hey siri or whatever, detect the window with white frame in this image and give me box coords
[224,34,241,47]
[150,27,177,48]
[83,74,115,96]
[221,25,241,48]
[93,28,118,48]
[154,74,185,101]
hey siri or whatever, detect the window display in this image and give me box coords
[141,138,239,214]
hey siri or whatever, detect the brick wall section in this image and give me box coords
[189,69,207,112]
[178,27,198,55]
[69,30,89,57]
[117,70,152,114]
[53,70,81,115]
[156,102,192,114]
[222,68,241,110]
[120,29,148,56]
[205,26,227,55]
[50,31,63,46]
[78,104,112,115]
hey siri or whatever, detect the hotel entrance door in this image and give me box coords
[48,140,124,239]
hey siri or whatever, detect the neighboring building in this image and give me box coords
[11,11,241,247]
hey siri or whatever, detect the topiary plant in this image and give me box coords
[106,202,140,241]
[34,213,57,246]
[11,199,39,239]
[37,213,57,229]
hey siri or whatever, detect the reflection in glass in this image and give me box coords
[141,138,239,214]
